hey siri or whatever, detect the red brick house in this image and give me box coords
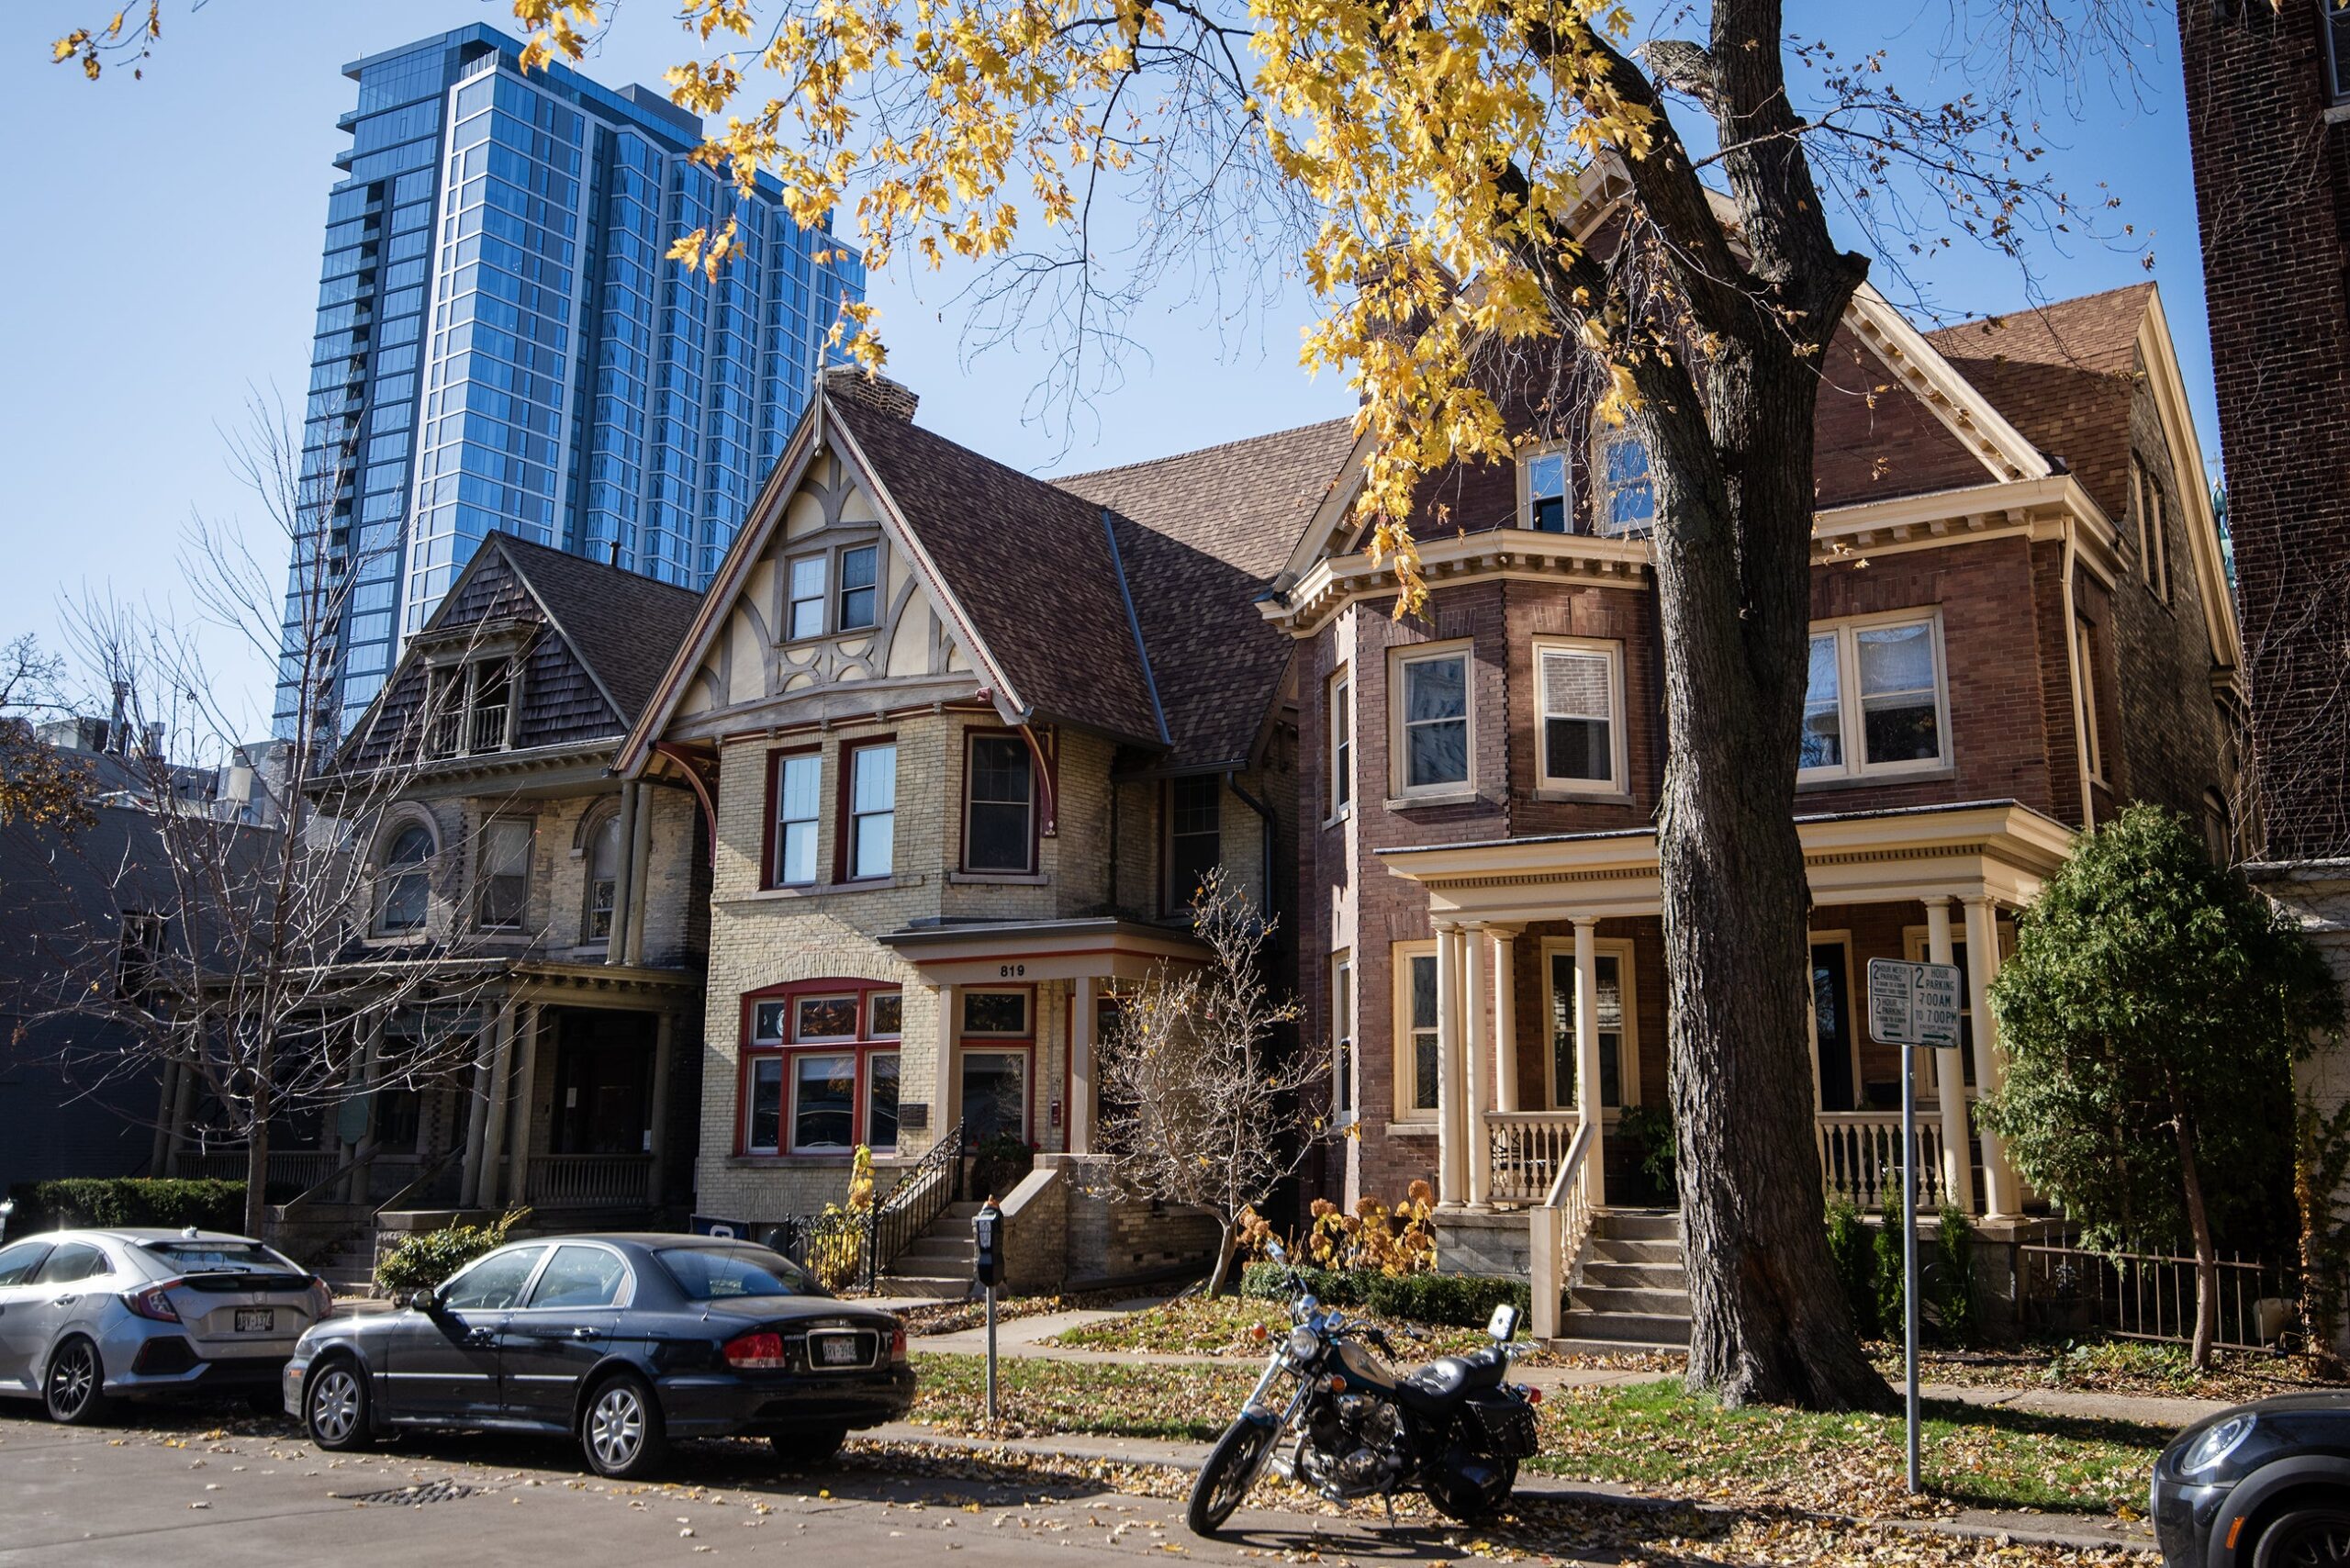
[1269,281,2242,1344]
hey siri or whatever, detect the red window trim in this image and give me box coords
[736,977,905,1158]
[760,744,822,890]
[834,733,898,885]
[957,727,1041,876]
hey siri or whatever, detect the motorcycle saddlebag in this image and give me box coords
[1459,1391,1540,1460]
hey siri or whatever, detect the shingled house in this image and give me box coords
[1269,281,2241,1346]
[616,369,1349,1291]
[224,535,711,1282]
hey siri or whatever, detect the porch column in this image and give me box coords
[503,1006,543,1209]
[645,1009,675,1208]
[1924,898,1976,1214]
[605,782,641,967]
[476,1003,518,1212]
[1434,921,1468,1207]
[1070,976,1097,1156]
[930,983,963,1148]
[1463,923,1492,1208]
[622,786,655,966]
[1491,926,1520,1114]
[344,1016,386,1204]
[1964,897,2023,1218]
[1572,916,1607,1208]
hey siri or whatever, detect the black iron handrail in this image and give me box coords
[864,1121,965,1291]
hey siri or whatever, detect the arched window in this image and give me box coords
[583,807,622,943]
[374,821,435,935]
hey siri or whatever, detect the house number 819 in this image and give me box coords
[998,963,1025,978]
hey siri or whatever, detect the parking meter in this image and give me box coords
[973,1198,1003,1289]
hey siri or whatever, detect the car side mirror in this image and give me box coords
[408,1289,438,1313]
[1487,1303,1521,1343]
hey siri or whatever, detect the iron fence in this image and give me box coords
[2016,1241,2296,1351]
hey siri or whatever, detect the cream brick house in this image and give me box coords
[617,371,1351,1249]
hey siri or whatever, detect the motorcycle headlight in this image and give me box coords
[1286,1325,1322,1362]
[2178,1414,2255,1476]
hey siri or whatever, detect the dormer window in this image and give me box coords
[423,655,517,759]
[1523,449,1569,533]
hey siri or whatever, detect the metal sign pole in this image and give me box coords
[1901,1039,1922,1495]
[984,1282,999,1422]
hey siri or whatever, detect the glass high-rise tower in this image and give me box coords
[284,24,863,729]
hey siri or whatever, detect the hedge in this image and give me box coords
[5,1179,247,1238]
[375,1209,529,1297]
[1239,1262,1530,1327]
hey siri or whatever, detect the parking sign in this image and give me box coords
[1866,958,1962,1049]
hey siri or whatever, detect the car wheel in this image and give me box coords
[305,1360,372,1451]
[43,1338,109,1426]
[581,1372,667,1481]
[769,1428,846,1469]
[2253,1502,2350,1568]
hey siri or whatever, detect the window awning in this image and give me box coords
[878,917,1210,986]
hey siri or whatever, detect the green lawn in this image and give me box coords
[1048,1294,1532,1361]
[910,1352,2171,1518]
[1530,1378,2168,1517]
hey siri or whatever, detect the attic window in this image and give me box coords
[423,655,517,759]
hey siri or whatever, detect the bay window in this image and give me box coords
[1535,639,1624,792]
[740,980,904,1155]
[1800,612,1950,780]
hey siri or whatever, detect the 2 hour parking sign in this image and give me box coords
[1865,958,1963,1049]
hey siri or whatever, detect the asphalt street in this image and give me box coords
[0,1404,1494,1568]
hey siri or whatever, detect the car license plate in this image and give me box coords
[814,1335,860,1367]
[235,1308,274,1334]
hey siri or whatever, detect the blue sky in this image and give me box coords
[0,2,2213,731]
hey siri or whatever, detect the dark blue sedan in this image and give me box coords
[282,1235,913,1478]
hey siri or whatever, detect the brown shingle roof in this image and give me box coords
[493,534,706,725]
[1925,284,2154,520]
[1057,420,1358,767]
[827,398,1168,747]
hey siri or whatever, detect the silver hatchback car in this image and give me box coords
[0,1228,332,1423]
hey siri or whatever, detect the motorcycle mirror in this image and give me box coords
[1263,1238,1288,1265]
[1487,1303,1522,1343]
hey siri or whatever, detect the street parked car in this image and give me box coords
[284,1233,914,1479]
[0,1228,333,1423]
[2151,1392,2350,1567]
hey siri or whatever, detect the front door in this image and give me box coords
[380,1244,546,1421]
[552,1014,655,1155]
[959,1049,1028,1145]
[498,1243,629,1427]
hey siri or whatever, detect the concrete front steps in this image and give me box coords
[316,1234,381,1297]
[1550,1209,1692,1356]
[875,1200,981,1300]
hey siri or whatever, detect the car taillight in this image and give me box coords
[123,1280,182,1322]
[307,1278,334,1320]
[889,1325,908,1361]
[723,1331,787,1370]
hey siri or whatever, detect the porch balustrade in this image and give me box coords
[1815,1112,1950,1213]
[178,1149,340,1193]
[1483,1111,1582,1206]
[524,1152,654,1209]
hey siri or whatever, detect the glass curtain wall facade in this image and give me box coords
[281,25,861,731]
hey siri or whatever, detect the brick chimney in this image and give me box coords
[822,364,920,422]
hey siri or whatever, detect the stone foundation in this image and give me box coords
[1434,1209,1534,1279]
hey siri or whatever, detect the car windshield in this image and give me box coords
[144,1241,302,1274]
[655,1245,820,1301]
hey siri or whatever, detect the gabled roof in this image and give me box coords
[1925,283,2154,522]
[825,398,1167,749]
[1056,419,1359,767]
[487,534,704,726]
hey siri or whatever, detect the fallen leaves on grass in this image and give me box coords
[1051,1295,1677,1373]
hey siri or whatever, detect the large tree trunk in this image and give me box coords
[2173,1103,2220,1372]
[1651,328,1897,1413]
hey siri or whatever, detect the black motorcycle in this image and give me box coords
[1186,1238,1544,1536]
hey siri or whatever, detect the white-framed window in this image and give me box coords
[2076,617,2108,785]
[844,740,896,880]
[1520,446,1569,533]
[1327,667,1353,818]
[1392,644,1472,795]
[1543,938,1638,1110]
[786,553,827,640]
[1591,430,1655,538]
[1393,941,1440,1121]
[1534,638,1625,793]
[837,543,880,631]
[768,750,822,887]
[1799,612,1951,780]
[1331,953,1356,1125]
[474,816,532,931]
